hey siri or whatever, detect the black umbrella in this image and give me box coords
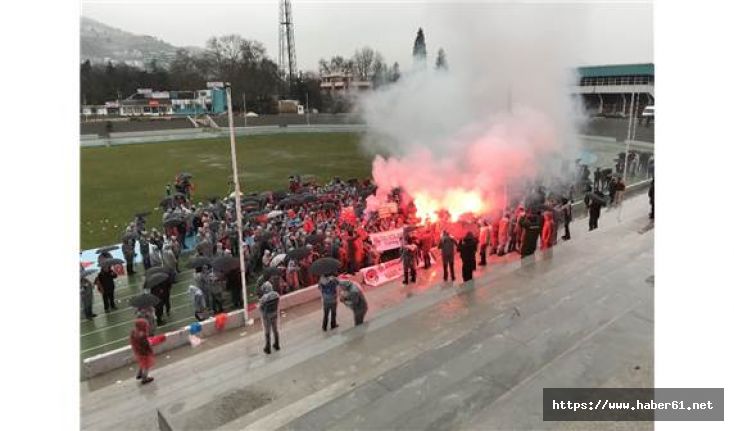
[129,293,160,308]
[80,268,98,278]
[96,245,119,254]
[321,202,337,210]
[302,194,318,203]
[178,172,193,179]
[287,247,311,261]
[212,255,240,273]
[187,256,211,269]
[305,233,325,245]
[145,266,168,277]
[310,258,341,276]
[144,272,170,289]
[135,211,151,218]
[273,190,288,200]
[100,258,125,268]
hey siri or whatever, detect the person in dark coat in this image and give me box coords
[339,280,369,326]
[150,281,167,326]
[226,270,244,309]
[593,167,602,190]
[519,210,541,257]
[457,232,478,282]
[400,239,418,284]
[585,187,606,231]
[559,197,573,240]
[318,274,339,331]
[438,230,457,282]
[259,281,280,354]
[95,266,118,312]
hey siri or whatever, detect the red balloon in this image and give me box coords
[214,313,228,330]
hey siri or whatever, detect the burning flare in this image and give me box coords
[413,188,487,223]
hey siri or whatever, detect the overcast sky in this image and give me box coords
[81,0,653,72]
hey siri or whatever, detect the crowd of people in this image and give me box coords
[80,153,654,383]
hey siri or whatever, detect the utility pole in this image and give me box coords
[306,91,310,126]
[224,83,252,325]
[242,92,247,127]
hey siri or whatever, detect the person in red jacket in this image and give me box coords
[130,318,155,384]
[541,210,555,250]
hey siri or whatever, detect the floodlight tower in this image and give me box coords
[278,0,297,97]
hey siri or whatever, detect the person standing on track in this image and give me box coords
[95,265,118,313]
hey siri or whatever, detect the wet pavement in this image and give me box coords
[81,193,653,431]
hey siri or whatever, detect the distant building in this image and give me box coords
[573,63,654,117]
[118,87,228,117]
[81,86,229,117]
[320,72,372,95]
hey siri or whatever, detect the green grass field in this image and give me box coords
[81,132,375,249]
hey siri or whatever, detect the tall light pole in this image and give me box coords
[305,91,310,126]
[224,83,251,324]
[242,91,252,127]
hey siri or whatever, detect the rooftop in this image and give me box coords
[577,63,654,78]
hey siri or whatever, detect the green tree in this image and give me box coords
[412,28,427,68]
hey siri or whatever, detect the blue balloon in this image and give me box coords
[189,322,202,334]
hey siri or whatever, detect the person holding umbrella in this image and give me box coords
[318,273,339,331]
[95,264,118,312]
[146,272,169,326]
[259,281,281,354]
[339,279,368,326]
[129,318,155,385]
